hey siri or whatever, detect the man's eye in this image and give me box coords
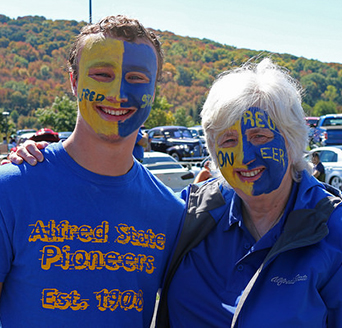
[88,69,115,82]
[97,73,111,78]
[126,72,150,84]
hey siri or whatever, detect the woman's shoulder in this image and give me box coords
[324,201,342,250]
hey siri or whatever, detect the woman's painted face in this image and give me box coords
[215,107,289,196]
[76,37,158,138]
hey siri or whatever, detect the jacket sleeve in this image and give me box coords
[320,263,342,327]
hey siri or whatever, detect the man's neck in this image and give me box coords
[63,126,137,177]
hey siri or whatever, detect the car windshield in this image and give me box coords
[165,129,193,139]
[142,156,183,170]
[322,118,342,126]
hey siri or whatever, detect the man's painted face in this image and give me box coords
[215,107,289,196]
[77,37,157,138]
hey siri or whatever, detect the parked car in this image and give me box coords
[304,146,342,190]
[15,129,36,143]
[58,131,73,141]
[189,126,205,143]
[311,114,342,148]
[305,116,319,127]
[17,132,37,145]
[189,125,208,153]
[142,151,195,192]
[305,117,319,146]
[147,126,207,161]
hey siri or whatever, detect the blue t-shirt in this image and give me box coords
[0,142,185,328]
[133,128,144,162]
[314,161,325,182]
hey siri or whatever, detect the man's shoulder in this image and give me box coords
[0,143,61,180]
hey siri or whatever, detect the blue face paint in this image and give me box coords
[241,107,288,195]
[77,38,157,138]
[118,42,157,137]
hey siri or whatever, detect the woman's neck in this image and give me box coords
[240,175,293,241]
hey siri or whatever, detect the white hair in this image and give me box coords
[201,58,310,180]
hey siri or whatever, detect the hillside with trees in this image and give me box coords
[0,14,342,136]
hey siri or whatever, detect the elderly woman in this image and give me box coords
[8,59,342,327]
[156,58,342,327]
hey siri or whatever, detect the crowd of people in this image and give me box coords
[0,14,341,328]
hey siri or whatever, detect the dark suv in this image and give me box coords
[148,126,207,161]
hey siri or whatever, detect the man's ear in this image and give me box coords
[70,72,77,96]
[151,90,156,103]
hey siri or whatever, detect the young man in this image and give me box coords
[0,15,185,327]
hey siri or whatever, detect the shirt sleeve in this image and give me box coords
[0,209,13,282]
[320,263,342,327]
[136,128,143,143]
[317,162,325,174]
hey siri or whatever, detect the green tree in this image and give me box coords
[175,66,193,87]
[312,100,337,116]
[174,108,195,127]
[302,103,313,117]
[145,87,174,129]
[323,85,338,102]
[35,95,77,131]
[10,109,19,123]
[17,114,38,130]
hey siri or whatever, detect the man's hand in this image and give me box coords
[8,140,48,165]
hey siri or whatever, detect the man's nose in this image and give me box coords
[105,95,128,103]
[105,77,128,103]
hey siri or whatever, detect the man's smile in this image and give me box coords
[95,104,136,121]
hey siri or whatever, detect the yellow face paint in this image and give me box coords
[77,37,124,136]
[215,108,289,197]
[76,36,158,138]
[216,120,253,196]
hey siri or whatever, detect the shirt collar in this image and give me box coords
[222,181,300,245]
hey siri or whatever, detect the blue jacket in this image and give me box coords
[157,171,342,327]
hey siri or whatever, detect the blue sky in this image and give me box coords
[2,0,341,64]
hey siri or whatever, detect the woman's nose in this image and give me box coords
[242,141,256,165]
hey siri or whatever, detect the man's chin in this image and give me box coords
[98,132,124,143]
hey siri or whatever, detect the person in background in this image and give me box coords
[193,158,212,183]
[312,151,326,182]
[133,127,148,162]
[8,137,16,149]
[9,59,342,328]
[143,130,152,152]
[0,15,185,328]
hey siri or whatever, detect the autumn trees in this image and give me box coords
[0,14,342,135]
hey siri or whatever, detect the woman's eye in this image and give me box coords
[222,139,238,147]
[250,134,273,145]
[217,134,238,148]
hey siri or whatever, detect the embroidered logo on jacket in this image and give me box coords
[271,274,307,286]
